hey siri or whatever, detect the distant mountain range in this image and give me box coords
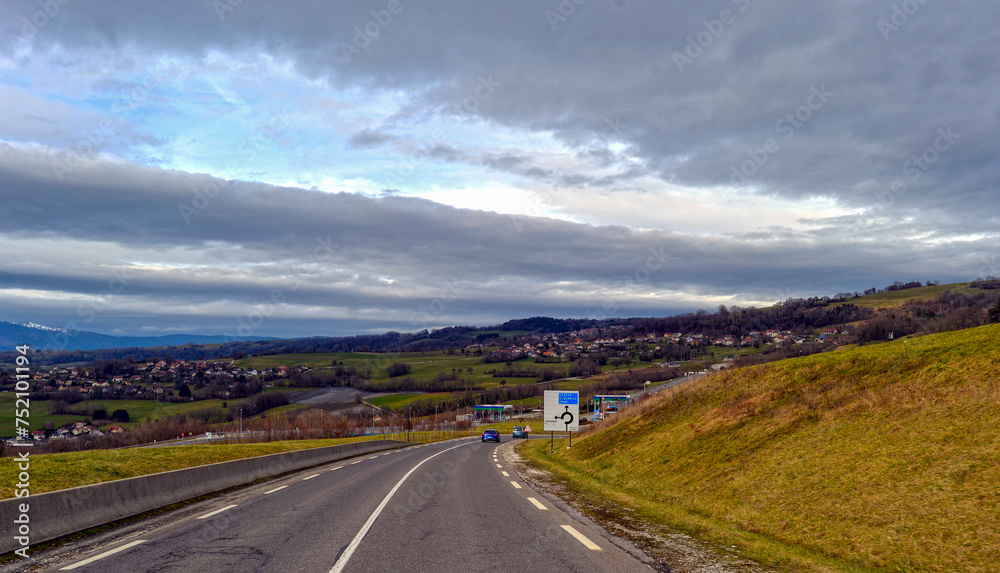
[0,321,273,351]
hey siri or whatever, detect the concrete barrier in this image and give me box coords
[1,439,407,554]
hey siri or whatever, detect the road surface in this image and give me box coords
[18,438,655,573]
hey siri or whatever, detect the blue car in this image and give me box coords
[512,426,526,439]
[481,429,500,442]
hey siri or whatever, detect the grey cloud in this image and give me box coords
[347,128,396,149]
[3,1,999,335]
[2,148,990,311]
[6,1,998,223]
[422,143,466,162]
[480,153,527,171]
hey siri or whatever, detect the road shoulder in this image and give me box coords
[503,442,770,573]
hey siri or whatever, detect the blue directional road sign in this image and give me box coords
[544,390,579,432]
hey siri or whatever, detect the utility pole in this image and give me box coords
[239,408,243,434]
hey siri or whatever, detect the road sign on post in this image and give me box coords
[544,391,579,450]
[544,390,579,432]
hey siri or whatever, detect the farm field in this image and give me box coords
[0,397,235,436]
[237,349,573,389]
[367,393,426,410]
[0,385,335,437]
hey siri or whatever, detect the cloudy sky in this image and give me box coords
[1,0,998,338]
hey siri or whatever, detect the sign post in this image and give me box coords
[543,390,579,451]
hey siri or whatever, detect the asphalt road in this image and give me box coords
[24,438,654,573]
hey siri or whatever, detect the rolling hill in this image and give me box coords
[523,323,1000,571]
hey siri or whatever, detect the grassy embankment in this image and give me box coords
[0,431,475,500]
[521,323,1000,572]
[830,282,983,309]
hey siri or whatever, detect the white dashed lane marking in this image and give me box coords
[265,486,288,494]
[197,504,237,519]
[561,525,603,550]
[526,497,547,510]
[60,540,148,570]
[510,481,522,489]
[303,473,321,480]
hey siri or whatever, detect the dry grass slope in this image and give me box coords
[523,324,1000,572]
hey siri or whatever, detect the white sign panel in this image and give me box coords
[543,390,579,432]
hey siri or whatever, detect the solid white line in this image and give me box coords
[561,525,603,550]
[60,540,147,570]
[527,497,547,510]
[197,504,237,519]
[510,481,522,489]
[303,473,321,480]
[501,471,510,477]
[329,442,472,573]
[265,485,288,494]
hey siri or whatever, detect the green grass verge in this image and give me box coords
[0,436,386,499]
[519,323,1000,572]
